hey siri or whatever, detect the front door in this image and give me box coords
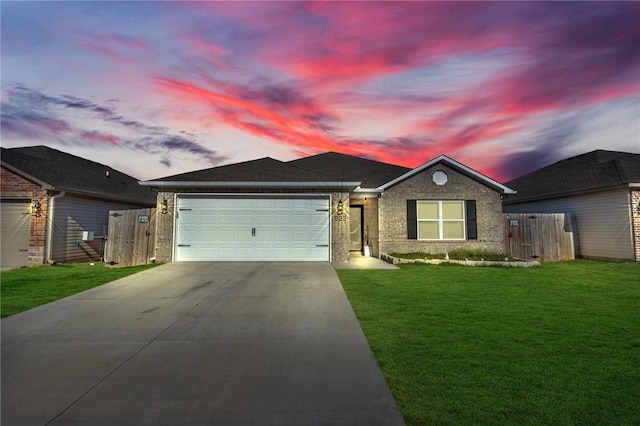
[349,205,363,252]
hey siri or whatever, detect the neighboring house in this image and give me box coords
[141,152,515,263]
[503,150,640,262]
[1,146,156,268]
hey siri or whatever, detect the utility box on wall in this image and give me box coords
[81,231,95,241]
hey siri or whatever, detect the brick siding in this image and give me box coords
[378,164,505,256]
[1,166,48,266]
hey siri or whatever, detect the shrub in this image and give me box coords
[390,249,513,262]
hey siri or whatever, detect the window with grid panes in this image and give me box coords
[417,200,466,240]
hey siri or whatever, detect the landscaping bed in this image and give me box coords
[385,249,540,267]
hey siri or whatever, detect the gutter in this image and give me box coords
[138,180,362,189]
[46,191,66,264]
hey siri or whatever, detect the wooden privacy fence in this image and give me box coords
[504,213,577,262]
[105,208,156,268]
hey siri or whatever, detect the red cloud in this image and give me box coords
[79,130,120,145]
[106,2,640,181]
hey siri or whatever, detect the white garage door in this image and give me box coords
[175,196,330,261]
[1,200,31,269]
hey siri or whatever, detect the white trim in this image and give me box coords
[140,180,361,188]
[378,155,516,194]
[353,187,383,194]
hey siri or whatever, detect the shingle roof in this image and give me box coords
[288,152,410,188]
[504,150,640,203]
[1,145,156,204]
[154,157,334,182]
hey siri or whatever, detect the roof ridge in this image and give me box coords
[291,151,409,169]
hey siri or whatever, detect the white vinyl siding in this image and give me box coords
[417,200,465,240]
[52,196,146,263]
[175,195,330,261]
[503,188,634,261]
[1,200,31,268]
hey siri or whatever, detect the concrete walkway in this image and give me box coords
[333,253,399,270]
[1,262,404,426]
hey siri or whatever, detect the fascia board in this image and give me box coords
[377,155,517,194]
[139,180,362,189]
[353,187,383,195]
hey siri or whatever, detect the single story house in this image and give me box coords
[141,152,515,263]
[503,150,640,262]
[1,145,156,268]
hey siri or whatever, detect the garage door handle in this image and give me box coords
[316,244,329,247]
[19,249,28,252]
[252,228,256,236]
[178,244,191,247]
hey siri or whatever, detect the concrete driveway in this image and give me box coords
[1,262,404,425]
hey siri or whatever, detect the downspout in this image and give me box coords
[46,191,66,264]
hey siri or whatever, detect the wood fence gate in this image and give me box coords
[105,208,156,268]
[504,213,577,262]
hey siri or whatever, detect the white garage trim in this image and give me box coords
[173,194,331,262]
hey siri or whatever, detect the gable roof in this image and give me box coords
[1,145,156,204]
[379,154,516,194]
[142,157,361,189]
[503,150,640,203]
[288,152,411,188]
[143,151,514,193]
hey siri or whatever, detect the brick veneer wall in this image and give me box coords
[378,164,505,255]
[153,188,351,263]
[632,189,640,262]
[1,166,48,266]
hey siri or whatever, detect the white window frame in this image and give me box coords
[417,200,466,240]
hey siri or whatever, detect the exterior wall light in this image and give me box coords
[31,200,42,217]
[337,199,344,215]
[160,199,169,215]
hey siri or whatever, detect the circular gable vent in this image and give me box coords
[432,170,448,185]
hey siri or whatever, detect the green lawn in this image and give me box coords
[338,260,640,426]
[1,263,159,318]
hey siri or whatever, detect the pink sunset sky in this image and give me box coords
[2,1,639,182]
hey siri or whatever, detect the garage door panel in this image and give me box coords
[222,213,242,224]
[217,229,235,242]
[175,196,330,261]
[271,214,291,225]
[254,213,273,225]
[270,229,291,241]
[1,201,32,269]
